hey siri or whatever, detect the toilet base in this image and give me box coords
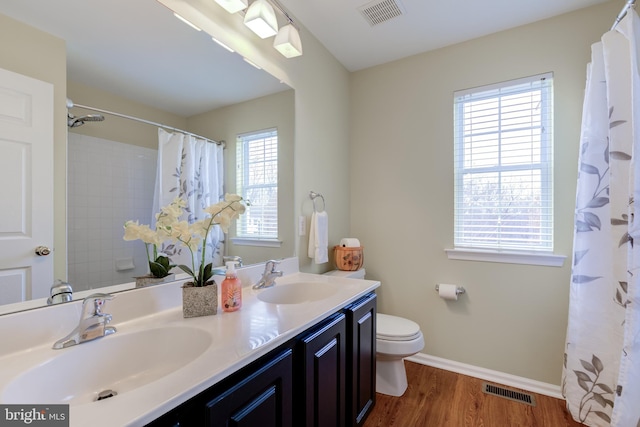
[376,357,409,397]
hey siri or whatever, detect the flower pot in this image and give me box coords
[182,281,218,318]
[135,274,176,288]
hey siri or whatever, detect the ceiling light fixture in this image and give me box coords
[243,0,278,39]
[173,12,202,31]
[273,23,302,58]
[214,0,248,14]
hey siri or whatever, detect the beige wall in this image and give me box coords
[159,0,352,274]
[187,90,295,264]
[349,1,620,385]
[67,81,187,150]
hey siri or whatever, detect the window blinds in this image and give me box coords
[453,73,553,251]
[236,128,278,239]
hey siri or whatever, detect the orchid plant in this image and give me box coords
[155,194,247,287]
[123,201,181,278]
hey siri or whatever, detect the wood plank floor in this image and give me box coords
[362,361,584,427]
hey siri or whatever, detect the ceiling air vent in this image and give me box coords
[482,382,537,406]
[358,0,406,27]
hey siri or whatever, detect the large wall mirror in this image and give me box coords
[0,0,295,313]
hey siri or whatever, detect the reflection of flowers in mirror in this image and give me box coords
[123,199,184,279]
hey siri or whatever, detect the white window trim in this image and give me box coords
[236,128,278,240]
[453,72,554,252]
[230,237,282,248]
[445,248,565,267]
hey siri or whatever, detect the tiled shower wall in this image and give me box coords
[67,133,156,291]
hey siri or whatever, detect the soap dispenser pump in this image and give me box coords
[222,261,242,312]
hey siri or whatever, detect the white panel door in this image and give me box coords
[0,67,54,304]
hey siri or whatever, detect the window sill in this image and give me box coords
[230,237,282,248]
[445,248,566,267]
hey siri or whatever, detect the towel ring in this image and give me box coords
[309,191,326,212]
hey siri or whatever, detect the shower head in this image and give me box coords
[67,113,105,128]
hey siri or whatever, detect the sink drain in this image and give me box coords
[96,389,118,401]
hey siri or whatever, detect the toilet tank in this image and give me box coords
[323,268,366,280]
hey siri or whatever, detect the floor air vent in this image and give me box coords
[481,382,536,406]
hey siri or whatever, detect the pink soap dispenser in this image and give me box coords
[221,261,242,312]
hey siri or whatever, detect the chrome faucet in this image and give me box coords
[47,280,73,305]
[253,260,283,289]
[53,293,116,349]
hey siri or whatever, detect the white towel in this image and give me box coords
[308,211,329,264]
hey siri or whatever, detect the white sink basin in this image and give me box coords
[257,282,338,304]
[2,325,212,405]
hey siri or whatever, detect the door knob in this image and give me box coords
[35,246,51,256]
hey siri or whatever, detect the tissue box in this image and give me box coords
[334,246,364,271]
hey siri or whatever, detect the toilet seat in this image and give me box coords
[377,313,422,341]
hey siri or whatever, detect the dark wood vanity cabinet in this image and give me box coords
[206,348,294,427]
[345,292,377,427]
[296,312,347,427]
[145,292,376,427]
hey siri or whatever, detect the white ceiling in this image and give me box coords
[0,0,615,116]
[278,0,613,71]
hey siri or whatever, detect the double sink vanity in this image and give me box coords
[0,257,380,426]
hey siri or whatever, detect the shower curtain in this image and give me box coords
[563,10,640,427]
[152,128,225,270]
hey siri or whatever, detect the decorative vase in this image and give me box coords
[182,281,218,318]
[135,274,176,288]
[333,246,364,271]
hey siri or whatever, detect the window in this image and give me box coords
[235,128,278,241]
[453,73,553,252]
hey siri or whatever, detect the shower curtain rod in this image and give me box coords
[612,0,636,30]
[73,103,225,147]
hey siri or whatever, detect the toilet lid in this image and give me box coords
[377,313,422,341]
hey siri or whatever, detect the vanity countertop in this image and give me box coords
[0,261,379,427]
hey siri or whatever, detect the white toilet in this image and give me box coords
[324,268,425,397]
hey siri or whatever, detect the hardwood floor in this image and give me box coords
[362,361,584,427]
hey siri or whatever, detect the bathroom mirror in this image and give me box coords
[0,0,295,313]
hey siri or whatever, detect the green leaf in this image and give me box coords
[202,263,213,284]
[149,261,168,278]
[178,264,194,277]
[155,255,173,270]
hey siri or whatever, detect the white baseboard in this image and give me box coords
[406,353,563,399]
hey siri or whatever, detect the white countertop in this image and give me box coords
[0,260,379,427]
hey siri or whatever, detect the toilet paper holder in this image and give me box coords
[435,284,466,295]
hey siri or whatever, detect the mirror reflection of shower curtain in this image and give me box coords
[152,128,224,270]
[563,11,640,427]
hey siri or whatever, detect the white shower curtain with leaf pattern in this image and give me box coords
[152,128,225,269]
[563,10,640,427]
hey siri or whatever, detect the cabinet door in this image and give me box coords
[206,348,294,427]
[346,293,377,427]
[299,312,347,427]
